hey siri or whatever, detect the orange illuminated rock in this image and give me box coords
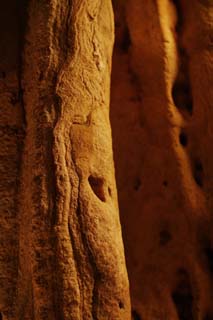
[111,0,213,319]
[0,1,130,319]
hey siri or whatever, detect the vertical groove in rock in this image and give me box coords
[172,269,194,320]
[171,0,193,116]
[111,0,213,318]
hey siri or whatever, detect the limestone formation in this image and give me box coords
[1,0,213,319]
[111,0,213,319]
[0,1,130,319]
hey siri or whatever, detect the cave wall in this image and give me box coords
[0,1,130,319]
[111,0,213,319]
[0,0,213,319]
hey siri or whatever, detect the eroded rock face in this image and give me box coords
[1,0,213,319]
[111,0,213,319]
[0,1,130,319]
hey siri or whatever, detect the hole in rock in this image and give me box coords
[172,269,194,320]
[119,301,124,309]
[159,230,172,246]
[0,313,2,320]
[172,81,193,115]
[132,309,141,320]
[193,159,204,187]
[179,131,188,147]
[88,176,106,202]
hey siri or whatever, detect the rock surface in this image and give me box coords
[0,1,130,319]
[111,0,213,319]
[1,0,213,319]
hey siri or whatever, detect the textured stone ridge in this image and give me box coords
[111,0,213,319]
[0,1,130,319]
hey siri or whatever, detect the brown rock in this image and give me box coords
[0,1,130,319]
[111,0,213,319]
[1,0,213,319]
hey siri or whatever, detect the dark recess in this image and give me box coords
[108,187,112,197]
[172,269,194,320]
[132,309,141,320]
[193,159,204,187]
[121,26,131,52]
[179,131,188,147]
[172,0,183,33]
[172,80,193,115]
[171,0,193,116]
[88,176,106,202]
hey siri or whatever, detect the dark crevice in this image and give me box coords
[159,230,172,246]
[108,187,112,197]
[88,176,106,202]
[120,26,131,52]
[113,0,131,54]
[172,77,193,115]
[132,309,142,320]
[193,159,204,187]
[179,131,188,147]
[119,301,124,309]
[0,313,2,320]
[171,0,193,116]
[172,0,183,33]
[172,269,194,320]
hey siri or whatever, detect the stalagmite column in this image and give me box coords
[111,0,213,319]
[0,1,130,319]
